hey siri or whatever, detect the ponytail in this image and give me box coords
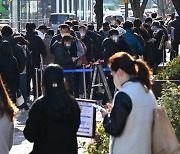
[108,52,153,92]
[135,59,153,91]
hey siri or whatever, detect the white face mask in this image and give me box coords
[111,20,116,25]
[80,32,86,37]
[65,43,71,49]
[130,27,134,31]
[112,71,121,90]
[112,35,118,42]
[61,33,64,37]
[151,26,158,31]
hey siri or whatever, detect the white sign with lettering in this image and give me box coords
[76,99,96,138]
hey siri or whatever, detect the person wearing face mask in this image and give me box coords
[78,25,96,94]
[102,29,130,96]
[50,24,84,60]
[99,22,111,39]
[78,25,95,63]
[102,29,130,67]
[100,52,156,154]
[51,35,78,95]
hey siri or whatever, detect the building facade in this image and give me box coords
[3,0,94,31]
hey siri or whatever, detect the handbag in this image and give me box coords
[16,89,24,107]
[152,106,180,154]
[166,40,172,50]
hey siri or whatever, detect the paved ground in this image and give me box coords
[10,111,33,154]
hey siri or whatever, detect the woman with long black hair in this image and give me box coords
[0,75,17,154]
[23,64,80,154]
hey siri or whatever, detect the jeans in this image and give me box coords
[20,73,27,101]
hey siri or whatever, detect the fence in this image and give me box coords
[0,18,49,32]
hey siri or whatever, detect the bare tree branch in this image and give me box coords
[164,1,171,10]
[140,0,148,12]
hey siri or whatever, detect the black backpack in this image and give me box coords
[13,44,27,73]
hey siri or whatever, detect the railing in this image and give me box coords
[0,18,49,32]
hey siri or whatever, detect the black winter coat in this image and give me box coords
[50,34,77,58]
[2,35,27,73]
[23,97,80,154]
[51,42,74,69]
[25,32,46,68]
[87,30,103,60]
[0,56,20,103]
[102,37,131,66]
[171,18,180,43]
[81,35,95,62]
[152,29,164,67]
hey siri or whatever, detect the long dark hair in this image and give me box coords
[108,52,153,91]
[0,75,17,121]
[42,64,77,119]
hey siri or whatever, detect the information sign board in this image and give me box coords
[76,99,96,138]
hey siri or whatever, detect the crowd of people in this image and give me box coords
[0,12,179,107]
[0,12,179,154]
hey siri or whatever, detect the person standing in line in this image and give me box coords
[51,35,78,95]
[36,24,47,40]
[0,75,18,154]
[15,35,32,107]
[100,52,157,154]
[23,64,80,154]
[0,41,20,104]
[171,15,180,59]
[123,21,145,58]
[43,29,55,65]
[25,23,47,98]
[102,29,130,96]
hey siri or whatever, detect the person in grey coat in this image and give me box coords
[51,35,79,95]
[43,29,54,65]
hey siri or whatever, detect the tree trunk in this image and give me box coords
[129,0,148,19]
[172,0,180,15]
[94,0,103,30]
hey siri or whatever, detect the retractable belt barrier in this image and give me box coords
[35,58,111,100]
[63,68,110,73]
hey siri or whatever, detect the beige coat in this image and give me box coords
[0,114,14,154]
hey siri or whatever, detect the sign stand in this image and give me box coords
[89,63,113,103]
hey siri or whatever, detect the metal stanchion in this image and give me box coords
[35,68,39,99]
[158,35,165,69]
[40,54,44,95]
[82,64,87,99]
[90,62,93,79]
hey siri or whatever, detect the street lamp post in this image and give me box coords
[124,0,128,20]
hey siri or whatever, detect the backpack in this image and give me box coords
[13,44,27,73]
